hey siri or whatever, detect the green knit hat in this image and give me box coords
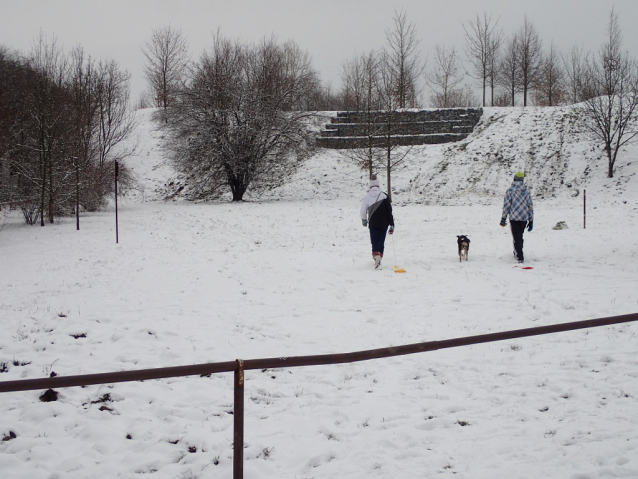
[514,171,525,181]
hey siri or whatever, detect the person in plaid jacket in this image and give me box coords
[500,172,534,263]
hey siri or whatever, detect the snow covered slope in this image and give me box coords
[407,106,638,206]
[126,106,638,208]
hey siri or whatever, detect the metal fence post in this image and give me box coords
[234,359,245,479]
[114,160,119,244]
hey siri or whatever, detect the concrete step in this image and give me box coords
[316,108,482,149]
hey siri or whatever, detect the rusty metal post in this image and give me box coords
[115,160,119,243]
[234,359,245,479]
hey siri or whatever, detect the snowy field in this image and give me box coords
[1,107,638,478]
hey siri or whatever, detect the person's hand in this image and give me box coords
[362,219,368,227]
[500,219,506,227]
[527,221,533,232]
[389,226,394,235]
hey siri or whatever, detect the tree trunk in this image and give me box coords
[606,144,614,178]
[482,76,486,107]
[40,149,46,227]
[48,152,54,223]
[229,177,247,202]
[368,146,374,179]
[76,161,80,230]
[386,145,392,203]
[231,191,244,201]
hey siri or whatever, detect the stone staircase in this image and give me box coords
[316,108,482,149]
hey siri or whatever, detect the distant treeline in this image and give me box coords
[138,10,634,112]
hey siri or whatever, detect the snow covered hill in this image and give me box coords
[408,106,637,206]
[126,106,638,208]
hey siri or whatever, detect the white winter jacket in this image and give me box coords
[360,186,387,221]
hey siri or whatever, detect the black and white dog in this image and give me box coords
[457,235,470,262]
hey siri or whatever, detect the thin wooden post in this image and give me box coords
[234,359,245,479]
[115,161,119,243]
[583,190,586,229]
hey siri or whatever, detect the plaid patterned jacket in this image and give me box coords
[501,181,534,223]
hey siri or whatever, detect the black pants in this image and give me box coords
[510,221,527,261]
[369,227,388,256]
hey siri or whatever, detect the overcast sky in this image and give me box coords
[1,0,637,103]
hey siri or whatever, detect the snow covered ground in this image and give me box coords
[1,107,637,479]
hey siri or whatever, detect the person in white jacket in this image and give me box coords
[360,175,395,268]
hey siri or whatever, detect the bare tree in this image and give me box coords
[339,51,386,177]
[142,25,189,111]
[515,16,543,106]
[384,10,425,108]
[0,46,30,214]
[22,33,72,225]
[338,10,424,199]
[338,48,415,200]
[497,34,519,106]
[492,90,512,107]
[534,42,565,106]
[135,90,152,110]
[340,55,363,111]
[427,45,465,107]
[562,45,593,104]
[68,46,99,227]
[487,27,503,106]
[248,37,320,112]
[94,60,136,167]
[579,9,638,178]
[340,51,383,112]
[377,51,416,202]
[162,34,316,201]
[463,12,503,106]
[444,84,479,108]
[305,81,343,111]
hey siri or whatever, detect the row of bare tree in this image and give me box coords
[140,14,425,114]
[339,9,638,112]
[0,35,136,225]
[337,12,548,110]
[465,12,599,108]
[139,10,638,112]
